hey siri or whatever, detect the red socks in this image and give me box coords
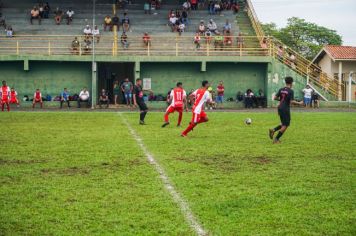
[164,112,169,123]
[177,112,183,126]
[182,123,196,135]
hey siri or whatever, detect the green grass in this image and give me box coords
[0,111,355,235]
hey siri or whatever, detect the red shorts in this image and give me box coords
[166,105,183,113]
[33,99,42,103]
[191,111,207,123]
[1,98,9,104]
[10,98,18,104]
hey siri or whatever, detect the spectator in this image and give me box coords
[66,8,74,25]
[178,21,185,35]
[277,45,284,60]
[71,37,80,55]
[175,9,181,19]
[60,88,70,108]
[0,17,6,30]
[198,20,205,35]
[9,87,20,107]
[311,91,319,108]
[237,32,244,48]
[32,89,43,109]
[104,15,112,31]
[207,19,218,34]
[93,25,100,43]
[121,78,133,106]
[214,32,223,50]
[5,26,13,38]
[77,87,90,108]
[207,87,216,110]
[244,89,254,108]
[113,82,120,105]
[214,2,221,15]
[302,85,313,107]
[223,19,231,33]
[256,89,266,107]
[205,28,212,44]
[122,12,130,32]
[289,52,296,69]
[231,2,239,14]
[148,91,156,101]
[83,39,91,54]
[181,9,189,25]
[43,2,50,18]
[224,30,232,48]
[208,1,215,15]
[143,32,151,47]
[236,91,244,103]
[30,6,41,25]
[168,14,178,32]
[39,3,44,18]
[83,25,92,39]
[182,1,191,11]
[216,81,225,108]
[191,0,198,10]
[261,37,268,49]
[144,1,150,14]
[99,89,109,108]
[54,7,63,25]
[121,32,129,49]
[112,14,120,31]
[194,32,201,49]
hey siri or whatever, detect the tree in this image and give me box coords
[262,17,343,60]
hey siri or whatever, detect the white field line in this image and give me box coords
[118,113,207,236]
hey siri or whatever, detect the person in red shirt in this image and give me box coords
[181,80,212,137]
[32,88,43,108]
[143,32,151,48]
[1,80,11,112]
[216,81,225,108]
[9,87,20,107]
[162,82,188,128]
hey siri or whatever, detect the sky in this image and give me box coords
[251,0,356,46]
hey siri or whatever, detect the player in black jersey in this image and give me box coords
[269,76,303,144]
[133,79,148,125]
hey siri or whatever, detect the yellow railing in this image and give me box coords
[0,35,270,57]
[245,0,343,99]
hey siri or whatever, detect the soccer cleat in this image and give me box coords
[273,139,281,144]
[161,122,170,128]
[180,133,187,137]
[139,120,146,125]
[269,129,275,140]
[177,124,181,127]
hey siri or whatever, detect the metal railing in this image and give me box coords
[245,0,344,100]
[0,35,270,57]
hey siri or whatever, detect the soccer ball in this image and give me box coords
[245,118,252,125]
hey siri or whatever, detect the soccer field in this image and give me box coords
[0,111,355,235]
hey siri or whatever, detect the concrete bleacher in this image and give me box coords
[0,0,261,55]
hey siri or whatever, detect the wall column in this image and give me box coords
[135,61,141,79]
[266,62,273,107]
[91,61,97,109]
[338,61,343,101]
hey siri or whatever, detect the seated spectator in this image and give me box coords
[148,91,156,101]
[39,3,44,18]
[205,28,212,44]
[312,92,320,108]
[244,89,254,108]
[83,39,91,54]
[236,91,244,103]
[231,2,239,14]
[168,9,175,19]
[178,21,185,35]
[122,12,130,32]
[214,32,223,50]
[83,25,92,39]
[112,14,120,31]
[71,37,80,55]
[121,32,129,49]
[99,89,109,108]
[143,32,151,47]
[43,2,50,18]
[261,37,268,49]
[207,19,218,34]
[30,6,41,25]
[9,87,20,107]
[237,32,244,48]
[32,89,43,109]
[54,7,63,25]
[5,26,13,38]
[223,19,231,33]
[277,45,284,60]
[168,14,178,32]
[194,32,201,49]
[93,25,100,43]
[66,8,74,25]
[181,9,189,25]
[144,1,150,14]
[77,87,90,108]
[256,89,266,108]
[224,30,232,48]
[198,20,205,35]
[104,15,112,31]
[60,88,70,108]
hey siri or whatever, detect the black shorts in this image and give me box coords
[137,101,148,111]
[278,109,291,127]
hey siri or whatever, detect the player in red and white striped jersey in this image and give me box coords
[162,82,188,128]
[10,87,20,107]
[181,80,212,137]
[32,88,43,109]
[1,80,11,112]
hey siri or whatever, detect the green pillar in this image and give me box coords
[24,59,29,71]
[267,62,273,108]
[135,61,140,79]
[201,61,206,72]
[91,62,97,109]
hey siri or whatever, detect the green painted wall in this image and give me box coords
[0,61,91,99]
[140,62,267,99]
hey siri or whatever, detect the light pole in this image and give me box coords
[91,0,97,109]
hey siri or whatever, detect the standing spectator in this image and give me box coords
[277,45,284,60]
[66,8,74,25]
[191,0,198,10]
[244,89,254,108]
[143,32,151,47]
[121,32,129,49]
[113,82,120,105]
[32,88,43,109]
[182,1,191,11]
[194,32,201,49]
[60,88,70,108]
[289,53,296,69]
[144,1,150,14]
[9,87,20,107]
[214,2,221,15]
[231,2,239,14]
[104,15,112,31]
[99,89,109,108]
[54,7,63,25]
[216,81,225,108]
[302,85,313,107]
[122,12,130,32]
[121,78,133,107]
[182,9,189,25]
[39,3,44,18]
[30,6,41,25]
[93,25,100,43]
[77,87,90,108]
[312,91,320,108]
[112,14,120,31]
[43,2,50,19]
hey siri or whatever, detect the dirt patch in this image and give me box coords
[253,156,273,165]
[0,159,46,165]
[129,158,144,166]
[175,155,238,173]
[41,166,90,176]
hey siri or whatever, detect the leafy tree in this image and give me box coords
[262,17,342,60]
